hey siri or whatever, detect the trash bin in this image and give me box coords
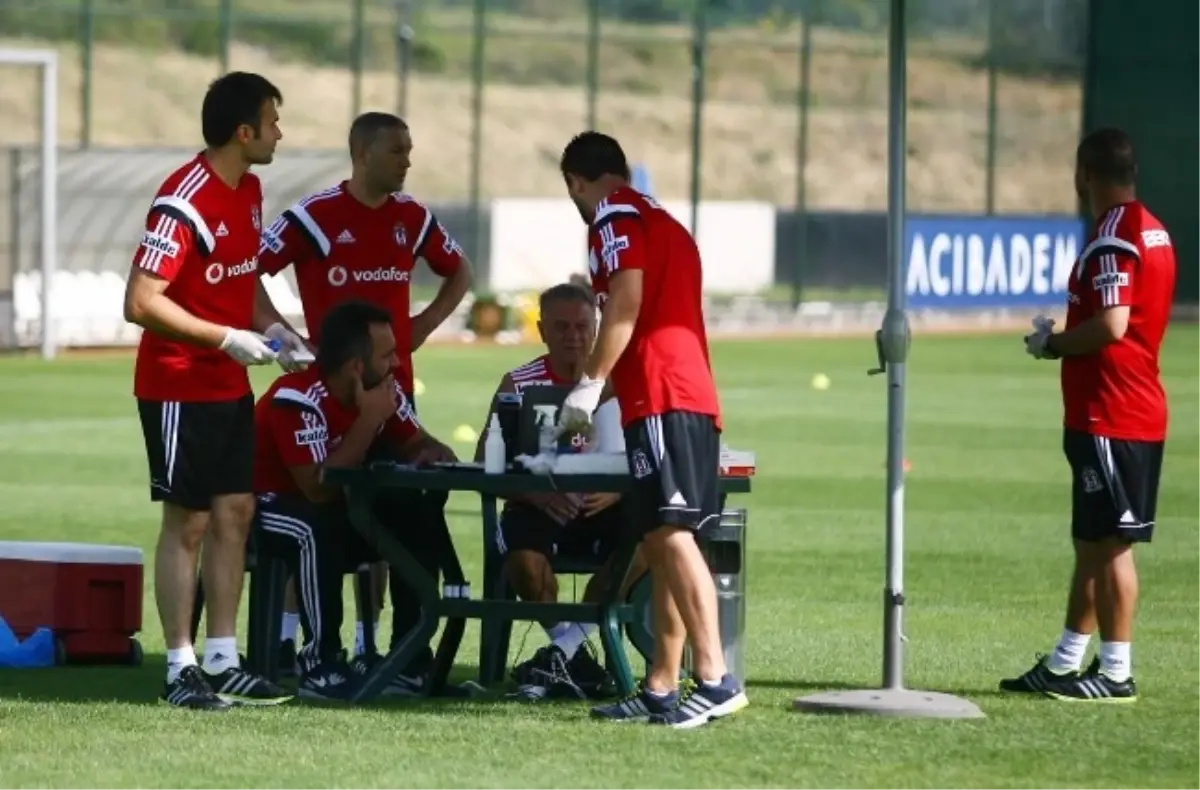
[693,508,747,688]
[634,508,747,687]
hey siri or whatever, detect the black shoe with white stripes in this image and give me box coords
[161,665,231,711]
[999,653,1077,694]
[569,644,616,699]
[203,660,293,706]
[1042,659,1137,703]
[508,645,586,701]
[299,656,360,701]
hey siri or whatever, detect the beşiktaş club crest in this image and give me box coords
[393,224,407,247]
[251,206,261,232]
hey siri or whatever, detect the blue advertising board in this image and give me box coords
[906,216,1088,309]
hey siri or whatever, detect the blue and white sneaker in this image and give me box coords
[648,674,749,729]
[590,681,680,722]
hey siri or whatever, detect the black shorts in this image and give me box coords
[623,411,721,535]
[498,502,623,560]
[1063,428,1164,544]
[136,395,255,511]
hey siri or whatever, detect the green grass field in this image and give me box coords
[0,333,1196,788]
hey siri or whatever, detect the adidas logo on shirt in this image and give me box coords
[336,230,355,244]
[215,222,229,237]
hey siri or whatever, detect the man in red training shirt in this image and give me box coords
[123,71,307,711]
[257,111,472,401]
[473,282,636,701]
[1005,128,1176,703]
[253,300,452,701]
[257,112,465,687]
[555,132,747,728]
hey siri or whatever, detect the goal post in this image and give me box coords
[0,48,58,359]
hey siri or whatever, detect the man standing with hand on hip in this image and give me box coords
[1007,127,1176,703]
[123,71,306,710]
[555,131,747,729]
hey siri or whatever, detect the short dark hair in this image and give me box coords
[201,72,283,148]
[1077,127,1137,186]
[349,112,408,157]
[316,300,393,374]
[539,282,595,315]
[560,131,630,182]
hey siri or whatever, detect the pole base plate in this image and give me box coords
[793,688,985,719]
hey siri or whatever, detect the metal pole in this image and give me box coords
[794,0,981,719]
[467,0,486,261]
[218,0,232,75]
[984,0,998,215]
[791,3,814,309]
[880,0,910,692]
[395,0,414,119]
[40,55,59,361]
[585,0,600,130]
[79,0,94,149]
[351,0,365,119]
[687,0,708,237]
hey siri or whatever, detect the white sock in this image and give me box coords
[166,646,197,683]
[202,637,239,674]
[281,612,299,643]
[1099,641,1131,682]
[550,623,595,660]
[1047,629,1091,673]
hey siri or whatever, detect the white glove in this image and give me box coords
[557,375,606,436]
[1024,315,1057,359]
[219,328,278,366]
[265,322,313,372]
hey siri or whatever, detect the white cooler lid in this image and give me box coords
[0,541,143,565]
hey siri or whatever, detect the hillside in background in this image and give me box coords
[0,0,1084,211]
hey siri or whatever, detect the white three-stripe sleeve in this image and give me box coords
[1083,206,1136,308]
[133,164,212,279]
[271,388,330,465]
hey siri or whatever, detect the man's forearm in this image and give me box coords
[253,279,298,335]
[1048,315,1119,357]
[585,312,635,381]
[416,263,473,330]
[131,292,227,348]
[323,417,383,472]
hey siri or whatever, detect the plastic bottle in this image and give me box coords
[484,413,506,474]
[537,412,558,457]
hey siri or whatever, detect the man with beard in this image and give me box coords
[257,112,467,695]
[253,300,453,700]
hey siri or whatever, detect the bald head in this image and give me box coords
[348,112,412,195]
[349,112,408,158]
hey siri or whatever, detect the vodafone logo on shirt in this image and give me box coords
[327,266,410,287]
[205,257,259,284]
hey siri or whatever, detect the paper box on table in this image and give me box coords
[0,541,144,665]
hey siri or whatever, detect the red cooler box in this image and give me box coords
[0,541,144,665]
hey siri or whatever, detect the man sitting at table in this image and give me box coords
[475,282,642,700]
[253,299,454,700]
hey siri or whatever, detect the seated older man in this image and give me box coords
[474,282,645,700]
